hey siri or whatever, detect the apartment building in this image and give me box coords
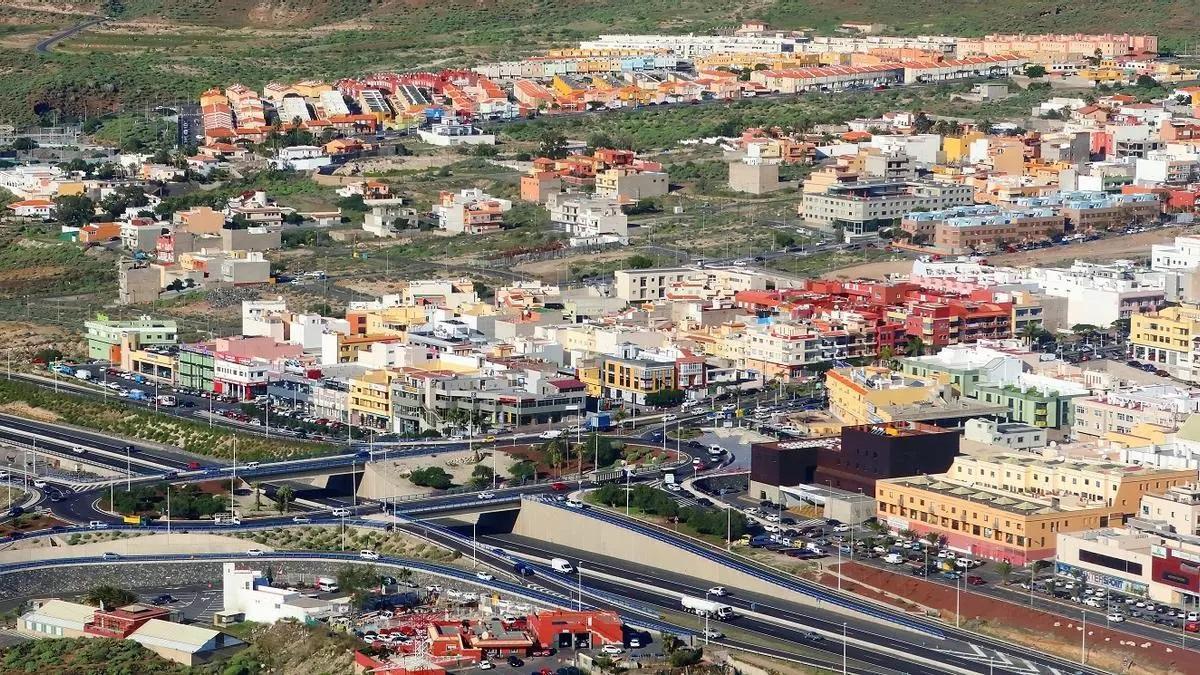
[349,369,399,431]
[519,171,562,204]
[545,192,628,243]
[751,64,904,94]
[594,168,668,201]
[876,455,1195,563]
[958,33,1158,59]
[1139,483,1200,536]
[434,189,513,235]
[1131,303,1200,381]
[824,365,1006,426]
[728,159,781,194]
[801,180,974,240]
[391,372,587,434]
[1023,261,1165,328]
[601,355,676,404]
[1072,386,1200,439]
[900,205,1065,253]
[613,266,773,302]
[1015,191,1160,232]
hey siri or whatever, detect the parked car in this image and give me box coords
[966,575,985,586]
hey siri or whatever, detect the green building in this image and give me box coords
[178,344,215,392]
[84,317,177,363]
[975,384,1083,429]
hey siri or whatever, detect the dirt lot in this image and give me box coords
[0,321,84,361]
[828,562,1199,675]
[822,226,1195,281]
[514,250,631,279]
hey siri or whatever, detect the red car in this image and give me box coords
[187,461,201,470]
[966,575,986,586]
[550,482,568,491]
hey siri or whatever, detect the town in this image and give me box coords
[3,12,1200,675]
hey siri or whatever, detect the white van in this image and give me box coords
[883,552,905,564]
[331,508,351,517]
[551,558,574,574]
[316,576,339,592]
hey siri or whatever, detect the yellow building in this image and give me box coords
[601,355,675,405]
[551,75,588,98]
[876,455,1196,564]
[332,333,401,364]
[349,369,398,431]
[941,131,984,164]
[825,366,941,425]
[363,306,427,338]
[576,361,603,398]
[1130,303,1200,381]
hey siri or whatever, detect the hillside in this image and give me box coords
[0,0,1193,127]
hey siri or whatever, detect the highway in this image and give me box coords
[34,16,105,54]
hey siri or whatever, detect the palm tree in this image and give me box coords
[252,482,263,510]
[276,485,295,514]
[83,584,137,608]
[1019,321,1042,347]
[898,528,917,541]
[995,560,1014,585]
[923,531,940,547]
[546,445,563,478]
[904,336,926,357]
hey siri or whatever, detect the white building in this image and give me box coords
[318,90,350,117]
[546,192,629,246]
[1021,261,1166,328]
[964,418,1048,450]
[221,563,349,624]
[274,145,331,171]
[278,96,312,123]
[416,121,495,146]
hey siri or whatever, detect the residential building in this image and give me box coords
[85,317,177,362]
[545,192,628,244]
[118,259,162,305]
[825,365,1008,426]
[1131,304,1200,381]
[601,352,676,404]
[1014,191,1160,232]
[1023,261,1165,328]
[350,369,400,431]
[1072,386,1200,439]
[728,159,781,194]
[519,171,562,204]
[594,167,668,200]
[963,418,1048,450]
[876,454,1196,564]
[900,205,1065,253]
[434,188,512,235]
[801,180,974,240]
[222,563,349,624]
[1139,483,1200,536]
[363,197,420,238]
[18,599,96,638]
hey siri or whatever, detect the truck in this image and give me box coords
[680,595,734,620]
[74,370,92,381]
[550,558,574,574]
[50,363,75,376]
[122,515,148,526]
[585,412,613,431]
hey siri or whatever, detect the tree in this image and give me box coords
[537,130,568,160]
[773,231,797,249]
[904,336,926,357]
[995,559,1014,585]
[509,460,536,482]
[669,647,703,667]
[625,254,655,269]
[923,531,940,547]
[469,464,495,488]
[410,467,453,489]
[252,481,263,509]
[912,112,934,134]
[12,137,37,152]
[877,345,896,367]
[1071,323,1101,335]
[644,388,685,408]
[1135,74,1160,89]
[82,584,137,608]
[1024,64,1047,78]
[53,194,95,227]
[336,563,379,610]
[275,485,295,514]
[1019,321,1042,347]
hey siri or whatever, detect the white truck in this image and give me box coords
[74,370,92,381]
[550,558,574,574]
[681,595,734,619]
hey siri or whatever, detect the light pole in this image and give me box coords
[956,574,962,628]
[576,563,582,611]
[703,590,711,643]
[842,622,847,675]
[125,445,131,492]
[472,520,477,568]
[1081,609,1087,664]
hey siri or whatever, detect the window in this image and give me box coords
[1078,549,1143,575]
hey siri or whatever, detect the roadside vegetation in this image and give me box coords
[232,526,461,563]
[589,483,750,542]
[0,378,335,461]
[0,637,186,675]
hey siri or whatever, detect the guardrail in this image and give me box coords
[530,495,943,638]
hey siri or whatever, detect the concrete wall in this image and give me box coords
[0,533,258,564]
[512,499,857,619]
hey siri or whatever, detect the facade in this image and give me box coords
[876,454,1198,564]
[749,421,959,503]
[178,344,216,392]
[1130,304,1200,382]
[963,418,1048,450]
[545,192,628,243]
[601,355,676,404]
[594,168,668,200]
[801,180,974,239]
[118,260,163,305]
[1072,386,1200,439]
[901,205,1065,253]
[728,160,781,194]
[85,317,178,363]
[1139,483,1200,536]
[434,188,512,235]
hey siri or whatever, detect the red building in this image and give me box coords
[526,610,624,650]
[84,604,171,639]
[427,619,534,659]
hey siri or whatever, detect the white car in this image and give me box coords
[247,548,264,557]
[476,571,494,581]
[565,499,585,509]
[764,513,781,523]
[702,629,724,640]
[292,516,311,524]
[331,508,351,517]
[32,480,47,488]
[832,524,851,533]
[664,414,678,422]
[665,482,682,492]
[600,644,624,655]
[477,491,496,500]
[360,549,380,560]
[101,552,120,560]
[479,662,494,670]
[708,586,727,597]
[762,524,780,533]
[1106,612,1125,622]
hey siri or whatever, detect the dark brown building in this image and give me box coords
[749,422,959,501]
